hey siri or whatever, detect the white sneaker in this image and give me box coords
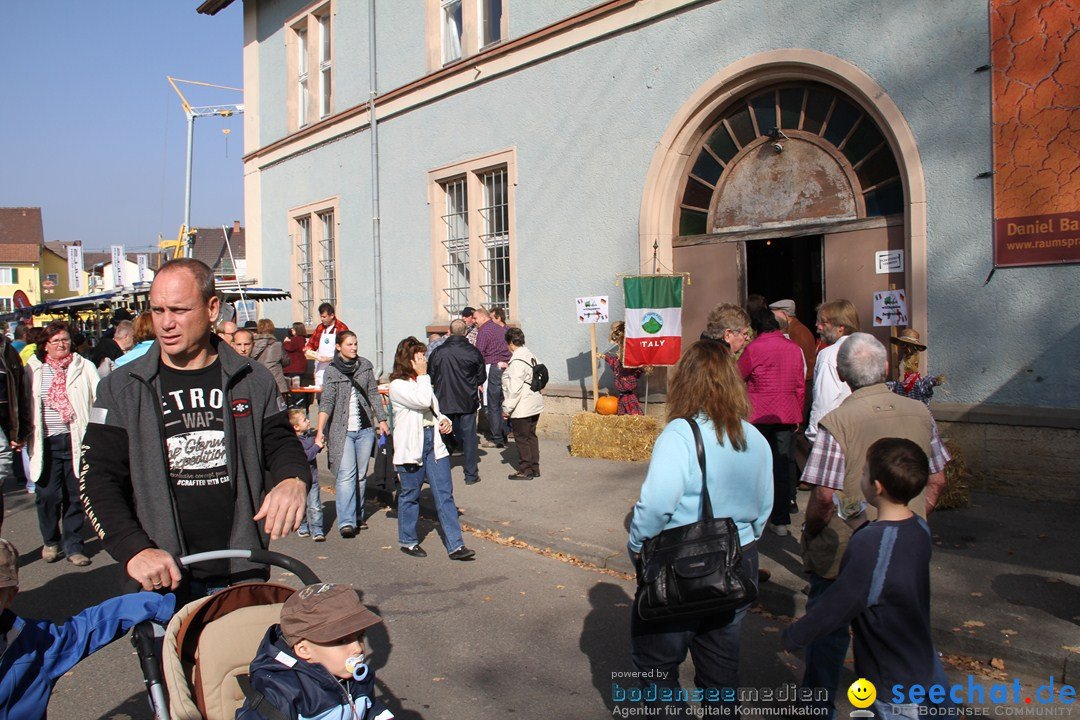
[771,524,790,537]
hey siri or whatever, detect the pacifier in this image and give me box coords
[345,654,369,681]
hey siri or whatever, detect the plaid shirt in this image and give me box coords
[801,417,950,491]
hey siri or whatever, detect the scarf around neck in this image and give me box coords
[331,354,359,378]
[45,353,76,424]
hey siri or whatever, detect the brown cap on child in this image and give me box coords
[280,583,381,646]
[0,539,18,588]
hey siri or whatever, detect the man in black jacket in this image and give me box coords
[0,333,32,534]
[80,259,309,598]
[429,319,486,485]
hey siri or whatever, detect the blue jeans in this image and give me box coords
[298,472,324,536]
[802,573,850,719]
[447,411,479,482]
[630,544,759,710]
[873,701,920,720]
[396,427,466,553]
[335,427,376,529]
[486,365,508,443]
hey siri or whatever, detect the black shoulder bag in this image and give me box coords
[636,418,757,621]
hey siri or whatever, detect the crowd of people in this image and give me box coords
[0,264,953,718]
[628,295,951,719]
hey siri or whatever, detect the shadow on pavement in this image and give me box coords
[580,581,634,713]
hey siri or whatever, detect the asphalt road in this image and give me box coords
[3,481,1072,719]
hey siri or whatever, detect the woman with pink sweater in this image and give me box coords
[737,305,806,536]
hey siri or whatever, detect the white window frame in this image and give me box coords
[427,0,507,70]
[318,13,332,119]
[290,198,341,326]
[0,268,15,285]
[428,149,518,322]
[287,2,333,133]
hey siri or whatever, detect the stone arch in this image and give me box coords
[639,49,927,340]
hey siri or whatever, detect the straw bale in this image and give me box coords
[936,437,971,510]
[570,412,661,462]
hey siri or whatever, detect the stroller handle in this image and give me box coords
[178,549,321,586]
[122,548,322,595]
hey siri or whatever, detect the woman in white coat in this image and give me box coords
[387,336,475,561]
[27,321,100,567]
[501,327,544,480]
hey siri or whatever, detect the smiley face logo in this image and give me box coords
[847,678,876,709]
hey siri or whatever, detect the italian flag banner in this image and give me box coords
[623,275,683,367]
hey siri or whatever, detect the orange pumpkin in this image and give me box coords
[596,395,618,415]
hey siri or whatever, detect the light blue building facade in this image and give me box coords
[200,0,1079,498]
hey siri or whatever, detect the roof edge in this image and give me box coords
[197,0,236,16]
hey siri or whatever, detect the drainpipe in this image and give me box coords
[369,0,385,376]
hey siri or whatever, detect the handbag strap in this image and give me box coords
[685,417,713,520]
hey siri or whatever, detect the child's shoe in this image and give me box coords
[297,526,310,538]
[313,533,326,542]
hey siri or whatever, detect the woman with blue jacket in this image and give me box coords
[628,339,773,704]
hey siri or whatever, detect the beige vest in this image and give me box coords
[802,384,933,578]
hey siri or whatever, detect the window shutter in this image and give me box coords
[10,268,16,283]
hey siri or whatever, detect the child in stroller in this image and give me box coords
[237,582,394,720]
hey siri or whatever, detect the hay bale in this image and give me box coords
[936,437,971,510]
[570,411,661,462]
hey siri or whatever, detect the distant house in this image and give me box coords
[82,250,156,292]
[190,221,245,279]
[0,207,45,313]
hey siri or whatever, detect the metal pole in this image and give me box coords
[369,0,385,375]
[183,111,195,258]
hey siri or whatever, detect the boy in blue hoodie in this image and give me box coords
[238,582,394,720]
[783,438,935,720]
[290,409,326,542]
[0,538,175,720]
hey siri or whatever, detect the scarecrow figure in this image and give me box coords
[603,321,650,415]
[886,328,943,406]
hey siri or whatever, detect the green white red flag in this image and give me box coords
[622,275,683,367]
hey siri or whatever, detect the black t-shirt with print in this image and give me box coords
[159,360,233,579]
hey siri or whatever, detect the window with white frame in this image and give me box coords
[295,217,314,324]
[429,150,516,321]
[0,268,17,285]
[288,3,333,132]
[318,210,337,309]
[480,0,504,47]
[318,14,332,119]
[429,0,506,68]
[291,199,340,326]
[298,28,310,128]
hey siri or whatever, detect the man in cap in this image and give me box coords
[460,306,479,345]
[769,299,816,382]
[237,583,394,720]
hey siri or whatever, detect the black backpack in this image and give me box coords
[516,357,549,392]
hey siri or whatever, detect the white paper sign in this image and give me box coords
[875,250,904,274]
[236,299,256,325]
[111,245,126,287]
[872,289,909,327]
[575,296,609,324]
[137,254,149,282]
[67,246,83,292]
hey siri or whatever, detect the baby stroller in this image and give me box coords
[129,549,321,720]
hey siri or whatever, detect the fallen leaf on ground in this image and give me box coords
[941,654,1007,680]
[555,584,565,589]
[614,602,629,608]
[962,620,985,628]
[483,597,492,602]
[432,677,445,682]
[762,627,779,633]
[1001,629,1017,635]
[1063,646,1080,653]
[990,658,1006,670]
[970,592,983,597]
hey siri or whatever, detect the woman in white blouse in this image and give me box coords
[27,321,99,567]
[387,336,474,561]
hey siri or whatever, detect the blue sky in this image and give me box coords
[1,2,244,252]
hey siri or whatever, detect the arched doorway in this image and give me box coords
[639,50,926,354]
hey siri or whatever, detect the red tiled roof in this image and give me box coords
[0,208,44,246]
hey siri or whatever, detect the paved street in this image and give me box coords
[3,437,1077,719]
